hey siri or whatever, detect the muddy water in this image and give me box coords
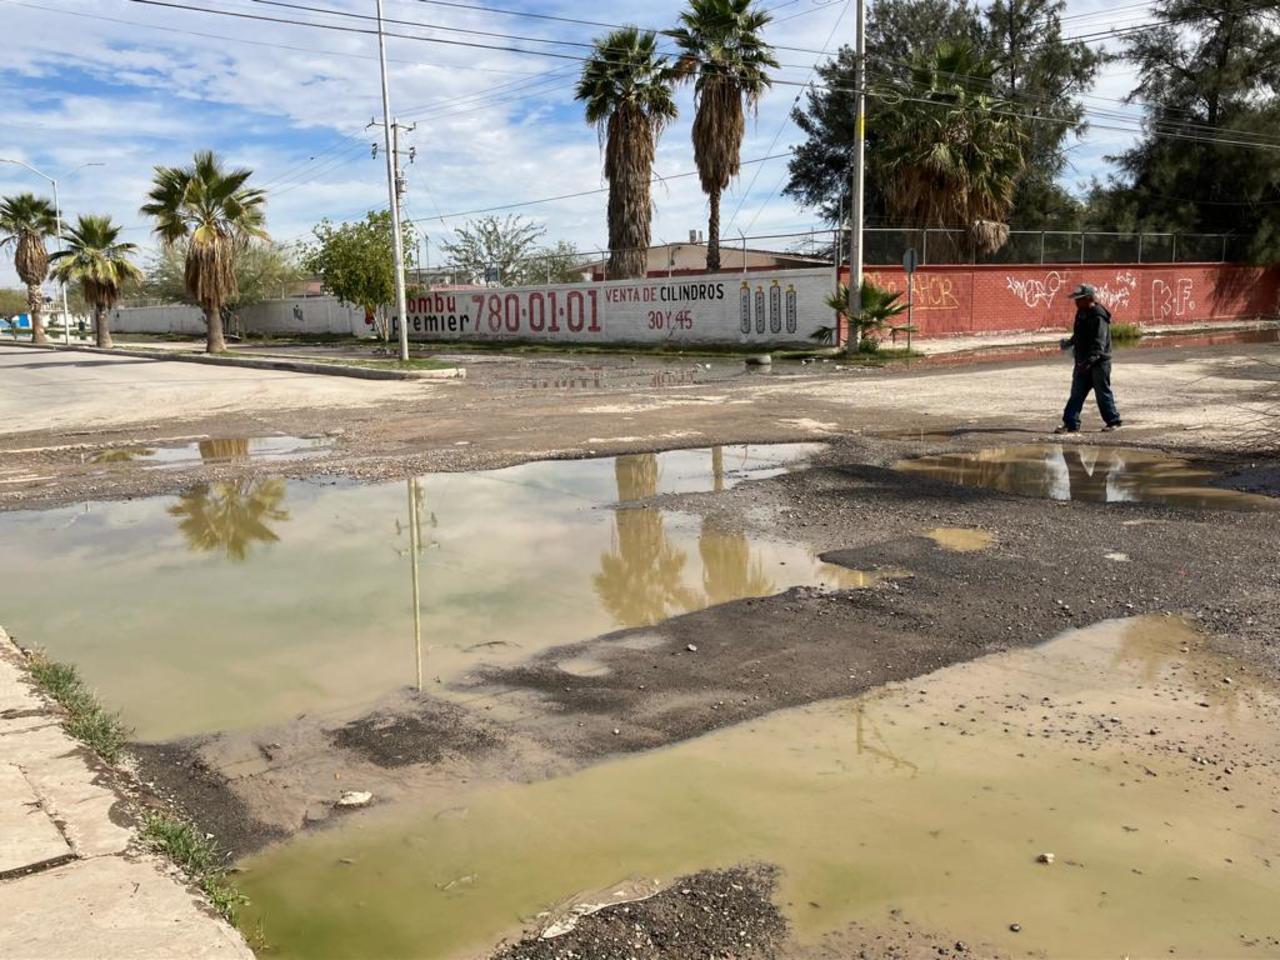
[239,616,1280,959]
[0,445,852,740]
[897,444,1278,510]
[88,435,331,467]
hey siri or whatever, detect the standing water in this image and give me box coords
[0,445,848,740]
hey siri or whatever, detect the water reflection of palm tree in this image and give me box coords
[699,522,774,605]
[198,438,251,462]
[594,454,699,627]
[168,478,289,562]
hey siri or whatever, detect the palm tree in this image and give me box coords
[877,42,1027,256]
[49,215,142,349]
[0,193,58,344]
[825,277,908,350]
[666,0,778,272]
[576,27,678,280]
[141,150,267,353]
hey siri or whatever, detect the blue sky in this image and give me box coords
[2,0,1140,287]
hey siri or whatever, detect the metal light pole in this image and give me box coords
[847,0,867,348]
[375,0,411,362]
[0,158,103,344]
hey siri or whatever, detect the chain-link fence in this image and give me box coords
[860,228,1236,267]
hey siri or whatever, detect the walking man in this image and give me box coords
[1056,283,1123,434]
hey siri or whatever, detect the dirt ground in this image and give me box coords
[4,336,1279,959]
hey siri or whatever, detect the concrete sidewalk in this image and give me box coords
[0,628,252,960]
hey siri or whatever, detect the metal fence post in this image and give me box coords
[1171,234,1178,264]
[921,229,928,266]
[1080,232,1086,265]
[1221,235,1228,263]
[1039,231,1046,264]
[1137,233,1143,264]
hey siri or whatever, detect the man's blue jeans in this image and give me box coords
[1063,359,1120,429]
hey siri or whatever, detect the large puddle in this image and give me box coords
[238,615,1280,959]
[0,445,853,740]
[896,444,1278,510]
[88,435,331,467]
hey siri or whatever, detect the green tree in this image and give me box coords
[0,288,27,317]
[440,214,546,285]
[141,240,305,334]
[785,0,1095,232]
[576,27,678,279]
[878,42,1027,254]
[141,150,268,354]
[785,0,984,224]
[666,0,778,271]
[981,0,1101,229]
[303,210,414,342]
[1093,0,1280,262]
[49,215,143,349]
[528,240,588,284]
[0,193,58,344]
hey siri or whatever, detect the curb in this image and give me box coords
[2,340,465,382]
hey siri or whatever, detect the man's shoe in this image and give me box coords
[1101,420,1124,432]
[1053,425,1079,435]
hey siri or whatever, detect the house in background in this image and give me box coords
[583,241,830,281]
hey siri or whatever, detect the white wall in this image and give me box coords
[112,268,837,346]
[112,297,371,338]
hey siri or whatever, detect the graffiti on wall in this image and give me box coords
[1005,271,1063,308]
[867,272,960,312]
[1093,271,1138,311]
[1152,278,1195,322]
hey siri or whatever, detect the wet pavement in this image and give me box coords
[0,444,849,740]
[896,444,1280,510]
[236,615,1280,960]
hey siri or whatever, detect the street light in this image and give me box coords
[0,158,105,344]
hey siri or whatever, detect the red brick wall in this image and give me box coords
[838,263,1280,338]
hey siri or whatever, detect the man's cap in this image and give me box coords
[1068,283,1096,300]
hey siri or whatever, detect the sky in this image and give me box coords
[1,0,1150,287]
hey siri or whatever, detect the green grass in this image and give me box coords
[1112,322,1143,343]
[26,651,131,763]
[140,812,248,922]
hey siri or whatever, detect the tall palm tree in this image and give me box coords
[666,0,778,272]
[0,193,58,344]
[141,150,267,353]
[877,42,1027,256]
[576,27,678,280]
[49,214,142,349]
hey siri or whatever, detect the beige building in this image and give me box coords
[585,242,829,280]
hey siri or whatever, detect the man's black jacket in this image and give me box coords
[1065,302,1112,367]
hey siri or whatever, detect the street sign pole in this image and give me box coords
[902,247,918,354]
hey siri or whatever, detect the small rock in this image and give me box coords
[336,790,373,808]
[686,644,698,652]
[1009,923,1022,933]
[612,728,621,735]
[1037,853,1055,864]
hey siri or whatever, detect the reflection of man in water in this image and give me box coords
[1061,447,1119,503]
[1056,284,1123,434]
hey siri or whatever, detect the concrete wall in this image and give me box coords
[846,262,1280,338]
[112,262,1278,346]
[112,297,370,338]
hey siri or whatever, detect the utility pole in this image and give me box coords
[848,0,867,349]
[373,0,411,362]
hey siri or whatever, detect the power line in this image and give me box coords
[0,0,541,74]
